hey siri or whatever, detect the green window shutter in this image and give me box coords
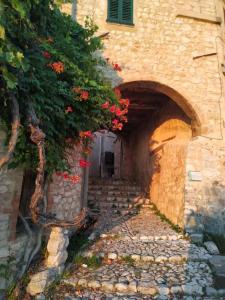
[107,0,119,22]
[121,0,133,24]
[107,0,133,25]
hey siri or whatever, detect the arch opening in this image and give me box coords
[118,81,199,228]
[89,81,200,228]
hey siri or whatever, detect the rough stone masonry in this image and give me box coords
[61,0,225,238]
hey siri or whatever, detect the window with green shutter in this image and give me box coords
[107,0,134,25]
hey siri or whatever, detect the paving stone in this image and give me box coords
[51,195,220,299]
[204,241,220,255]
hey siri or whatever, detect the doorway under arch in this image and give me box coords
[115,80,201,228]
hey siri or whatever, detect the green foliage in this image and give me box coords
[0,0,119,174]
[67,232,90,262]
[150,203,183,233]
[121,256,135,266]
[73,254,102,269]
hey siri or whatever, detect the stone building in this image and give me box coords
[67,0,225,237]
[1,0,225,295]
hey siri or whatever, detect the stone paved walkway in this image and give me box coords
[51,206,225,300]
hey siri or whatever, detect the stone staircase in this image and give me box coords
[88,178,148,215]
[51,179,225,299]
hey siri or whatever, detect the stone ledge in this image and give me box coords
[176,10,222,24]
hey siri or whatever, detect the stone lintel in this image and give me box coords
[176,10,222,24]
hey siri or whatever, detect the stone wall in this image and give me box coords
[0,129,28,293]
[73,0,225,237]
[184,137,225,236]
[48,143,84,222]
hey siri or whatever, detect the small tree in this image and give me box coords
[0,0,129,278]
[0,0,128,219]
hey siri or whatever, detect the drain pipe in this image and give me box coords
[71,0,77,21]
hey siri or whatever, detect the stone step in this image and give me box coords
[56,285,225,300]
[89,179,138,185]
[83,238,211,263]
[88,192,142,198]
[95,209,184,240]
[88,185,142,192]
[62,261,215,297]
[88,202,136,209]
[88,195,141,202]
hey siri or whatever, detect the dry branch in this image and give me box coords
[0,93,20,168]
[42,207,88,228]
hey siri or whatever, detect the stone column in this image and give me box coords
[46,227,69,271]
[27,227,70,296]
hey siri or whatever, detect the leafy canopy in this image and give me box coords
[0,0,120,173]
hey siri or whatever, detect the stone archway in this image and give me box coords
[117,80,201,228]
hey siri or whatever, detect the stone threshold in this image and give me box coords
[62,261,218,297]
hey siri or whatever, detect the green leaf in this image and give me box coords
[1,67,17,89]
[0,26,5,40]
[16,52,24,62]
[11,0,26,18]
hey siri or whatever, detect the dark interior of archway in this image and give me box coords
[117,85,192,228]
[120,86,191,134]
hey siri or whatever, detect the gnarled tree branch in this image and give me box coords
[28,104,46,223]
[0,93,20,168]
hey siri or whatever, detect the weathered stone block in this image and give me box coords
[27,269,56,296]
[209,255,225,288]
[46,251,68,267]
[204,241,219,255]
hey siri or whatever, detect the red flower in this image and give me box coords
[109,105,116,113]
[70,175,80,184]
[115,107,123,116]
[120,115,128,123]
[101,101,109,109]
[56,172,80,184]
[79,131,93,139]
[63,172,69,180]
[119,98,130,108]
[65,106,73,113]
[80,90,89,101]
[112,119,119,125]
[79,159,91,168]
[43,51,51,59]
[112,121,123,131]
[117,123,123,130]
[49,61,64,73]
[113,63,122,72]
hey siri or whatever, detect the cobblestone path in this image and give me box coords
[52,180,225,300]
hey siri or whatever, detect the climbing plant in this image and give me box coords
[0,0,129,223]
